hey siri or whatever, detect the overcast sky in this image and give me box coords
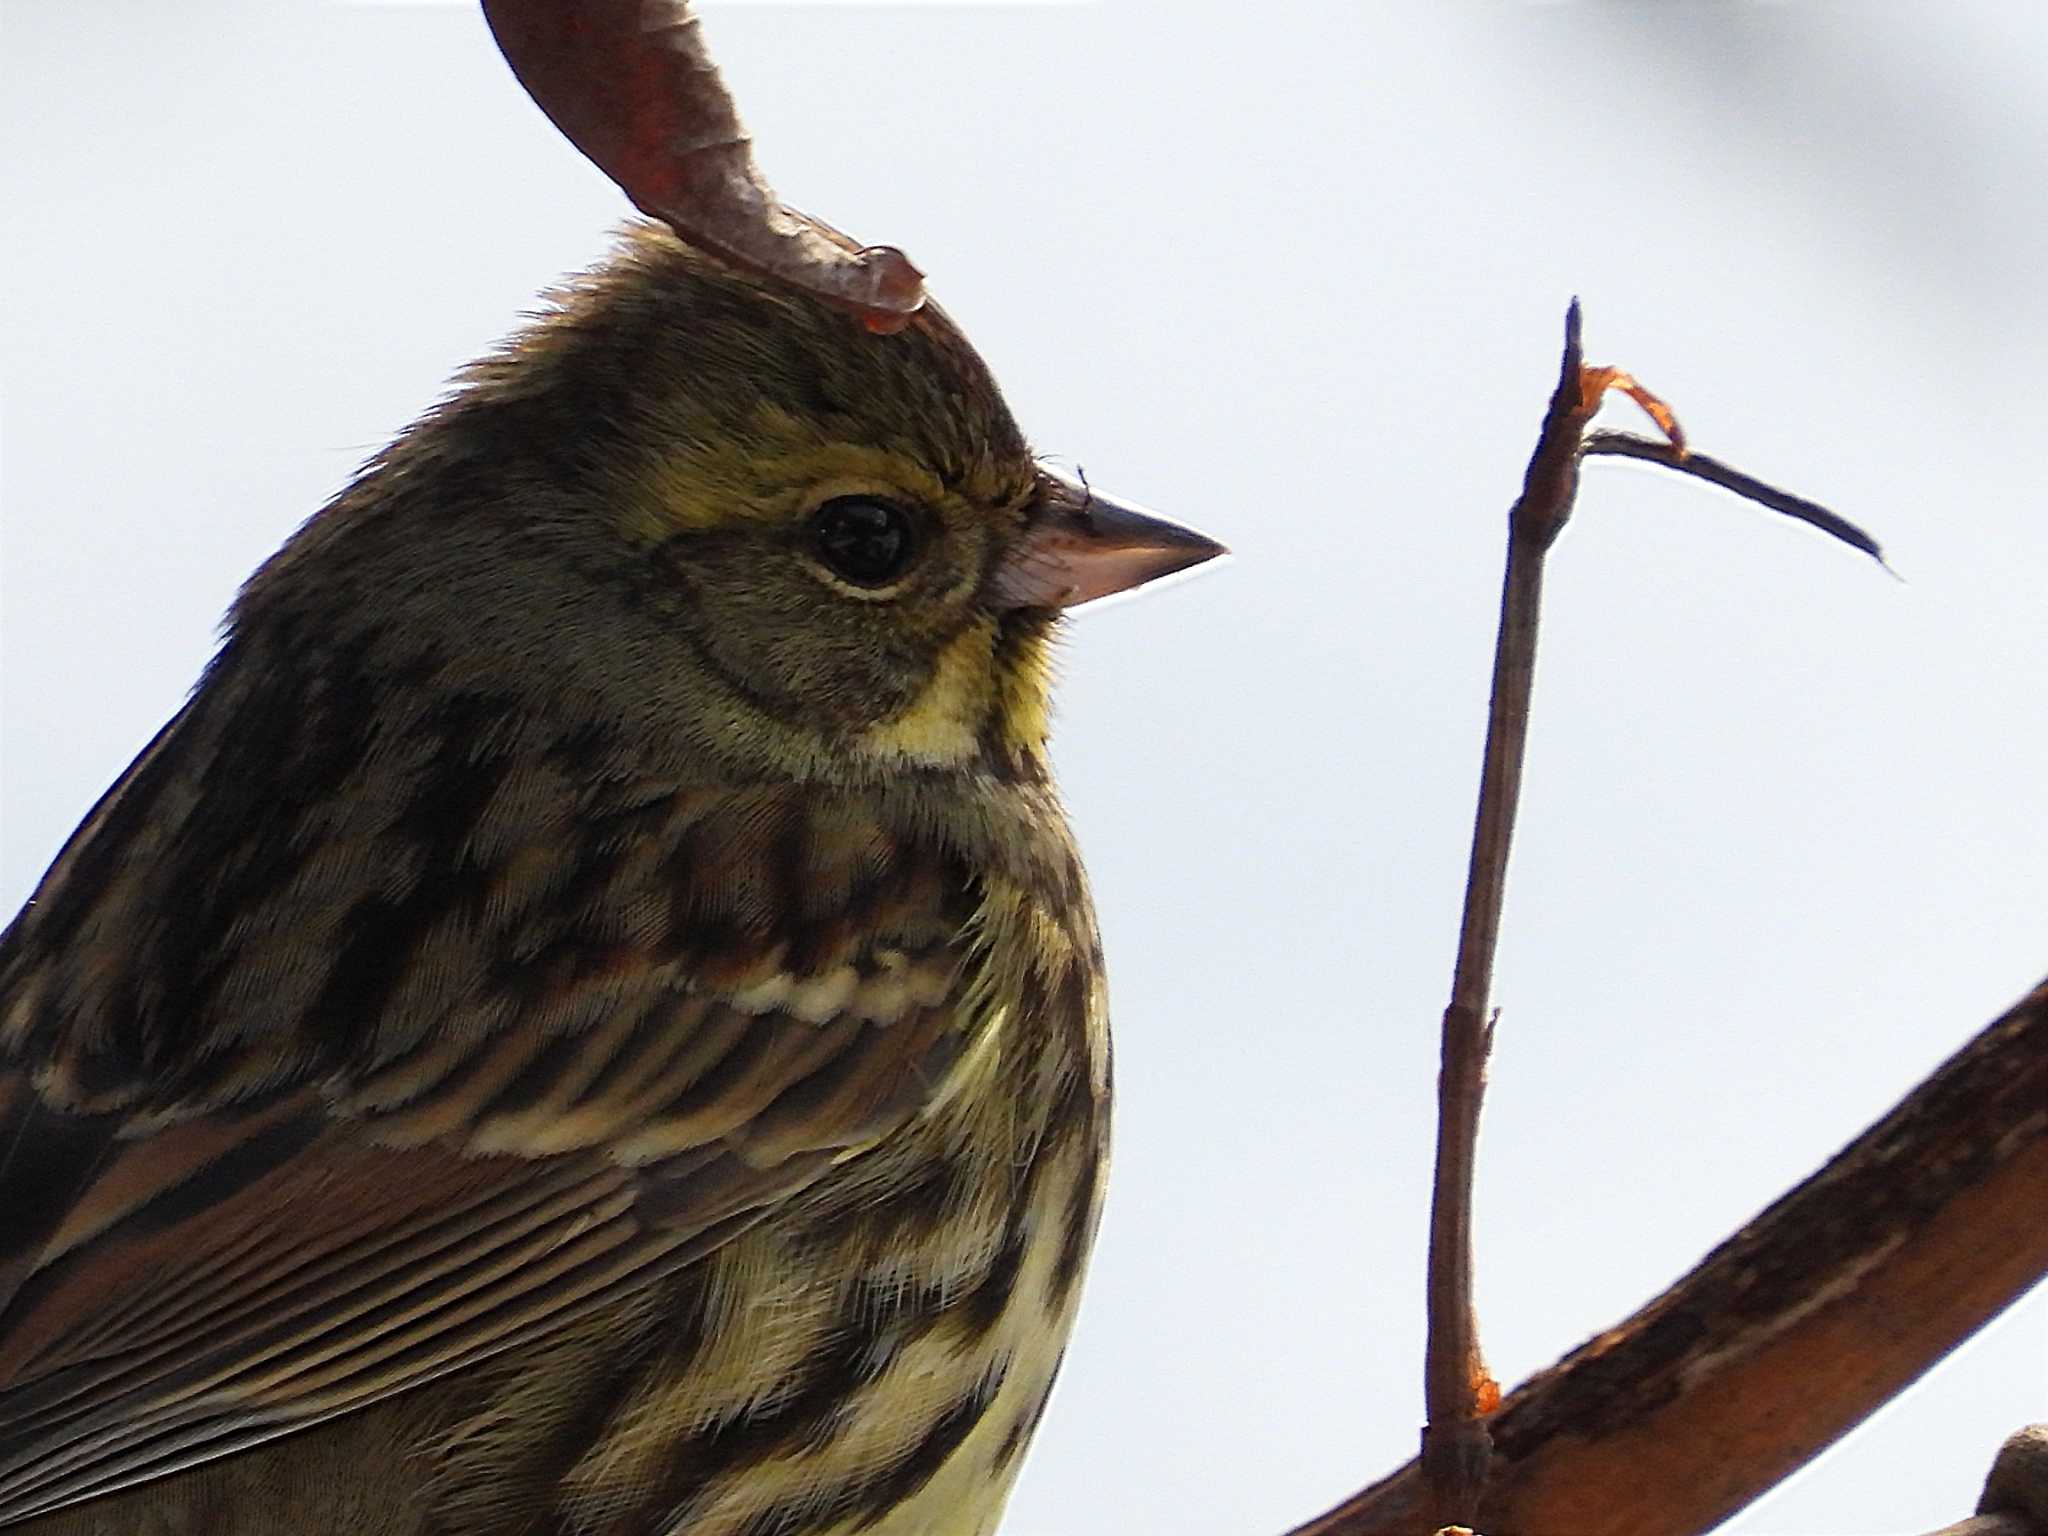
[5,4,2046,1534]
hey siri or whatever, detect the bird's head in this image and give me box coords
[238,223,1223,788]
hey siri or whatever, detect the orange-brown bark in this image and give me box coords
[1298,979,2048,1536]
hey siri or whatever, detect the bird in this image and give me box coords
[0,221,1223,1535]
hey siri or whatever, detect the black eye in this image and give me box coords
[811,497,919,587]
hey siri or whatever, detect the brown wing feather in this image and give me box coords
[0,657,984,1525]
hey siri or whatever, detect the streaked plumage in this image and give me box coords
[0,223,1219,1533]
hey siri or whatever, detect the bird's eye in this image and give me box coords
[811,497,920,587]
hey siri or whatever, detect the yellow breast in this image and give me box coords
[503,861,1112,1536]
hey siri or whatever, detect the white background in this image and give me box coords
[4,4,2045,1533]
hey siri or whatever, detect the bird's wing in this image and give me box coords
[0,676,986,1524]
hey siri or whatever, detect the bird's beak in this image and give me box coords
[991,465,1227,611]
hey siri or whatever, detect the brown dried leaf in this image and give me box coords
[482,0,926,330]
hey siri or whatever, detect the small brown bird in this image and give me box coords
[0,224,1221,1533]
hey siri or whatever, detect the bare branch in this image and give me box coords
[1423,303,1700,1526]
[1303,978,2048,1536]
[1583,431,1889,570]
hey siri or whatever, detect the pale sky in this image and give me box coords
[4,4,2046,1534]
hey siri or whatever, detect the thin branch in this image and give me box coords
[480,0,926,330]
[1422,299,1610,1524]
[1416,301,1899,1532]
[1584,431,1891,571]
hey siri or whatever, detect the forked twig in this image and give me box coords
[1419,301,1885,1531]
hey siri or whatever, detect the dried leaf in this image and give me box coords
[482,0,926,329]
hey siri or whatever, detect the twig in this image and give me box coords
[1421,300,1609,1525]
[1584,431,1892,572]
[480,0,926,331]
[1418,302,1888,1531]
